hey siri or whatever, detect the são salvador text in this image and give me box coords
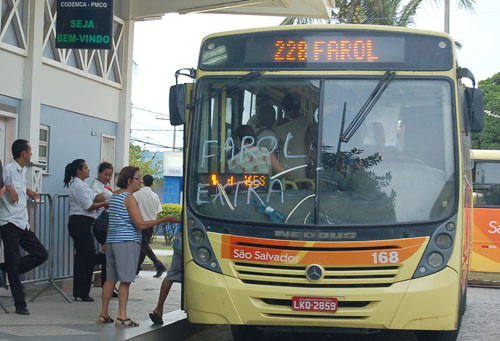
[233,248,299,263]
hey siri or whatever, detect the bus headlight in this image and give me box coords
[196,247,211,263]
[190,229,205,244]
[427,252,444,268]
[446,222,455,231]
[436,233,453,249]
[186,212,222,273]
[413,217,457,279]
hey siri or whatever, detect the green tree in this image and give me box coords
[129,143,162,186]
[282,0,476,27]
[281,0,423,26]
[471,72,500,150]
[337,0,422,26]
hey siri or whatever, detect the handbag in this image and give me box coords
[93,210,109,245]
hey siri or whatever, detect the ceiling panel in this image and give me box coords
[129,0,334,20]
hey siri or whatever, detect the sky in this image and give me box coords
[131,0,500,151]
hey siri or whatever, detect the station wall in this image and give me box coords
[40,105,117,196]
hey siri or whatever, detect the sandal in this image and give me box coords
[97,315,114,324]
[115,317,139,327]
[149,312,164,325]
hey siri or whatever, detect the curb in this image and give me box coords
[125,310,206,341]
[468,279,500,288]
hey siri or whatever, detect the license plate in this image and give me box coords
[292,296,338,312]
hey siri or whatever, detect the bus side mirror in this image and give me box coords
[169,84,187,126]
[465,88,484,133]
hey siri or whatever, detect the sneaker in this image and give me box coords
[153,266,166,278]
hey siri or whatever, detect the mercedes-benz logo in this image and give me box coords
[305,264,324,281]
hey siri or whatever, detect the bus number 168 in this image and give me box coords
[371,251,399,264]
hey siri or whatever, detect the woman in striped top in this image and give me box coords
[97,166,178,327]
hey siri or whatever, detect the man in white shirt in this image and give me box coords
[133,175,166,278]
[0,140,48,315]
[0,159,7,290]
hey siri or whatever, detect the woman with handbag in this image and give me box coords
[90,162,114,287]
[64,159,108,302]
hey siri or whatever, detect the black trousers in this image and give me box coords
[137,228,164,270]
[68,215,95,298]
[1,223,48,308]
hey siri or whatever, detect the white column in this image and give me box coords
[116,19,135,169]
[19,0,44,161]
[20,1,45,190]
[444,0,450,33]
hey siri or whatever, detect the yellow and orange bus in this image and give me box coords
[170,25,484,340]
[470,149,500,273]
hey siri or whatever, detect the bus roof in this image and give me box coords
[198,25,455,72]
[470,149,500,161]
[200,24,454,44]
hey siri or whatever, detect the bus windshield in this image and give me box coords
[473,161,500,207]
[189,77,456,226]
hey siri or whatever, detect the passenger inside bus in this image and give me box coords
[247,93,274,130]
[227,125,286,175]
[255,105,279,154]
[275,92,311,180]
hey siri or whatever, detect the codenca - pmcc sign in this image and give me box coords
[56,0,113,49]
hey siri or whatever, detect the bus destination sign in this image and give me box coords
[56,0,113,49]
[247,35,405,64]
[200,30,453,71]
[273,38,385,63]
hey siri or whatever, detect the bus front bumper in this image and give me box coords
[185,261,460,331]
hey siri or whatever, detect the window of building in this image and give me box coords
[101,134,116,188]
[39,125,49,172]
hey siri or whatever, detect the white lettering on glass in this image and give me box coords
[222,137,235,161]
[267,179,284,203]
[240,136,256,161]
[201,140,218,168]
[196,183,210,205]
[284,132,307,159]
[256,136,277,154]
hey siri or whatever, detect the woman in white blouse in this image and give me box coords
[90,162,114,289]
[90,162,114,214]
[64,159,108,302]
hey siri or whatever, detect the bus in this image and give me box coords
[470,149,500,273]
[169,25,484,340]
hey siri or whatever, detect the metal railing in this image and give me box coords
[29,194,73,303]
[0,193,74,313]
[2,192,180,310]
[23,193,52,284]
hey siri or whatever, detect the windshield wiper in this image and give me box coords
[341,71,395,143]
[331,71,394,173]
[189,71,263,109]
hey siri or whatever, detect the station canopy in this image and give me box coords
[127,0,334,20]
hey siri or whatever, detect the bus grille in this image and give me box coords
[233,262,398,288]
